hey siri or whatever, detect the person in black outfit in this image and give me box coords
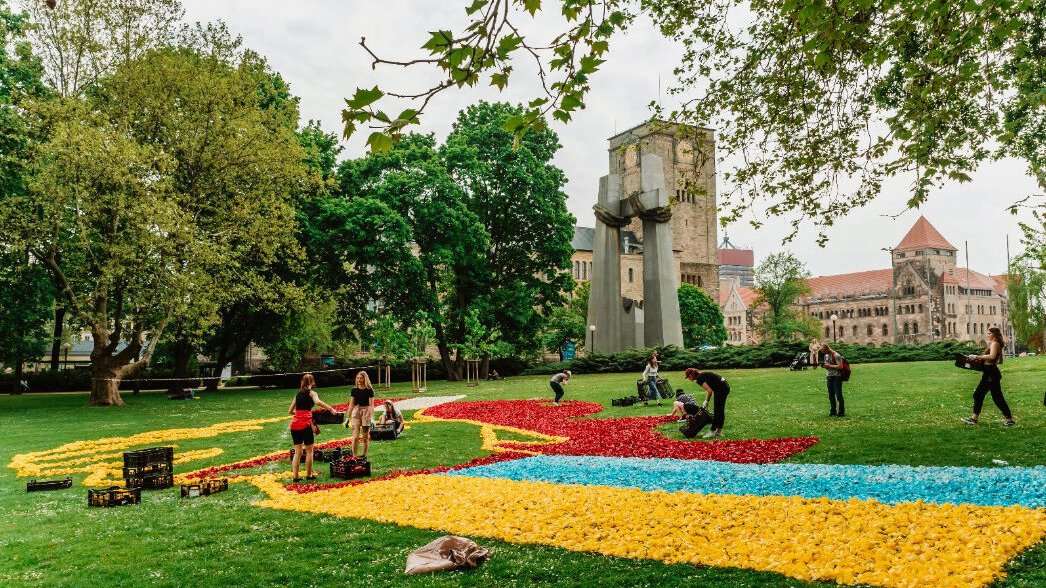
[962,326,1015,426]
[684,367,730,439]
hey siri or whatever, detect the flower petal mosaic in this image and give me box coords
[9,398,1044,587]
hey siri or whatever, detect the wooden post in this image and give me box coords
[465,358,481,388]
[411,357,427,394]
[376,361,391,391]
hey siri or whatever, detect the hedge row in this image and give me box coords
[522,340,981,376]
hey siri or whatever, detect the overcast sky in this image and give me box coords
[180,1,1042,278]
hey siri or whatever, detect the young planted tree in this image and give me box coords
[753,252,818,341]
[678,283,726,348]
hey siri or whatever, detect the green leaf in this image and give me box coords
[465,0,488,15]
[523,0,541,16]
[422,30,454,54]
[366,132,394,154]
[345,86,384,110]
[490,72,509,90]
[501,115,526,132]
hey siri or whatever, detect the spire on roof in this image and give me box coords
[719,234,737,249]
[894,216,957,252]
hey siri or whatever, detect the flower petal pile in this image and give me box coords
[447,455,1046,508]
[249,470,1046,588]
[420,400,818,463]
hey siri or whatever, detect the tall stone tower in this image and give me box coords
[608,121,720,302]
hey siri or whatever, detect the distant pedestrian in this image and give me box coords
[288,373,337,482]
[19,379,29,394]
[549,370,571,405]
[684,367,731,439]
[819,343,846,417]
[642,355,663,406]
[962,327,1015,426]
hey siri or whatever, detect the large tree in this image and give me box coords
[753,252,818,340]
[678,283,726,348]
[0,249,53,392]
[342,1,1045,242]
[442,101,575,352]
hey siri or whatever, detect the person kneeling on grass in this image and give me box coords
[288,373,337,482]
[668,388,701,422]
[684,367,731,439]
[378,399,405,435]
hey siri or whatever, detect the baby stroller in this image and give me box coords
[788,352,810,371]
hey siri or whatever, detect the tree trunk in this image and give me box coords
[49,305,66,371]
[169,336,193,394]
[433,321,462,381]
[12,358,24,395]
[90,362,124,406]
[480,355,490,379]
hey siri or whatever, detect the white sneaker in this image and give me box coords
[702,430,716,439]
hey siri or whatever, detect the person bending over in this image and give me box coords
[288,373,336,482]
[549,370,571,405]
[684,367,731,439]
[668,388,700,422]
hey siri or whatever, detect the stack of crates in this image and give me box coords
[123,446,174,489]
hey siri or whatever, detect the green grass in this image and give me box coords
[1,358,1043,587]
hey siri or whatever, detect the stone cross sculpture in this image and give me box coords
[586,153,684,353]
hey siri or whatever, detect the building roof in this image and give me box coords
[952,268,1005,294]
[738,287,760,307]
[573,226,641,253]
[718,248,754,267]
[895,216,957,252]
[803,269,894,300]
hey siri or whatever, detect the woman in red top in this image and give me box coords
[288,373,337,482]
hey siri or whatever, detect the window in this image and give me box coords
[697,275,702,287]
[912,322,919,334]
[824,326,830,338]
[627,268,633,283]
[588,262,592,278]
[852,325,858,336]
[916,251,925,256]
[581,262,587,280]
[904,323,909,335]
[882,324,889,336]
[867,325,873,336]
[574,261,579,278]
[934,249,940,255]
[897,252,906,258]
[918,304,923,313]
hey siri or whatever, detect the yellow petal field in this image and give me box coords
[249,473,1046,588]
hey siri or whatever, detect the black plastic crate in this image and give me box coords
[123,462,172,478]
[611,396,639,407]
[370,424,400,441]
[125,473,174,490]
[88,486,141,507]
[180,478,229,498]
[329,457,371,479]
[123,446,174,468]
[312,410,345,425]
[27,478,73,492]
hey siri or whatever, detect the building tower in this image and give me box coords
[607,121,719,302]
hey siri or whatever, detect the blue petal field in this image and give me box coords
[445,455,1046,508]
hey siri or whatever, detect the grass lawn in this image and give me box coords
[1,358,1043,587]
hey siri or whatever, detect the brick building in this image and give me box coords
[798,216,1011,346]
[719,278,761,345]
[717,235,755,288]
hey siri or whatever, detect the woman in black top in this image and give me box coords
[962,327,1015,426]
[346,371,376,458]
[684,367,730,439]
[288,373,337,482]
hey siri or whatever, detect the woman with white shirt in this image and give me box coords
[641,355,663,406]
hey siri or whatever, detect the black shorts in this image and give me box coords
[291,427,315,446]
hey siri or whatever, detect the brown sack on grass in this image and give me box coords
[405,535,491,575]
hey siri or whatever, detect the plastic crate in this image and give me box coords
[123,461,172,479]
[329,457,371,479]
[88,486,141,507]
[289,446,347,463]
[312,410,345,425]
[180,478,229,498]
[27,478,73,492]
[370,424,400,441]
[125,473,174,490]
[611,396,639,407]
[123,447,174,468]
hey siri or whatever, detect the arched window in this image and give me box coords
[627,268,633,283]
[574,261,579,278]
[581,262,587,280]
[912,322,919,334]
[824,326,830,338]
[697,275,702,287]
[588,262,593,278]
[903,323,910,335]
[867,325,873,336]
[852,325,858,336]
[882,324,888,336]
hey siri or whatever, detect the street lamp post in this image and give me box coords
[831,314,839,343]
[589,325,597,354]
